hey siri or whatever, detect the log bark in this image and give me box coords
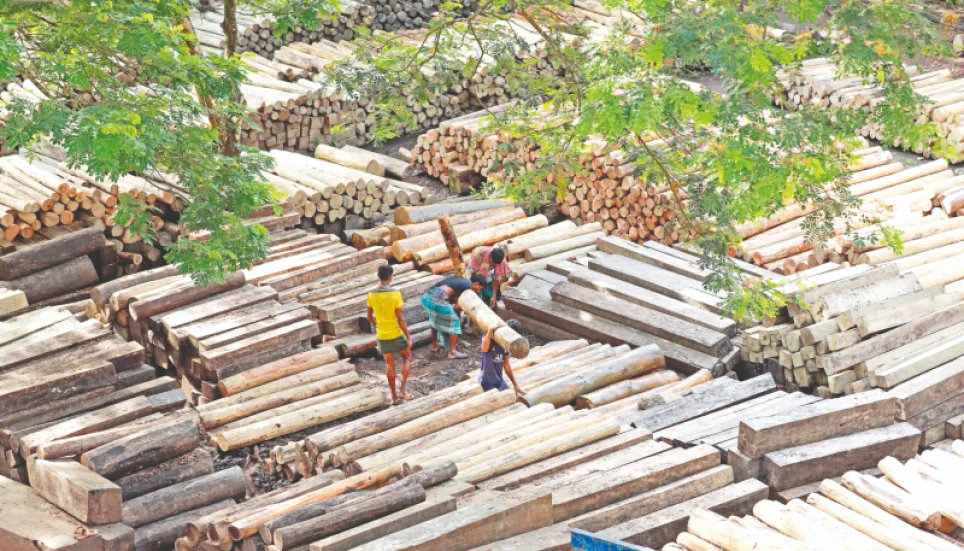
[1,254,100,303]
[81,417,202,479]
[524,345,664,407]
[34,410,189,460]
[806,492,932,551]
[524,232,606,261]
[0,227,105,280]
[390,208,526,262]
[215,388,386,451]
[438,214,467,278]
[394,199,514,225]
[17,395,154,456]
[457,290,529,358]
[274,484,425,550]
[135,499,236,551]
[218,346,340,396]
[114,447,215,500]
[122,466,247,528]
[314,144,384,176]
[840,471,942,530]
[128,271,246,321]
[412,215,549,266]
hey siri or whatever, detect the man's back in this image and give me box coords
[367,287,404,340]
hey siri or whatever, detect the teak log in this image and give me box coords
[438,214,467,278]
[81,417,202,479]
[314,144,384,176]
[413,215,549,266]
[0,227,105,280]
[135,498,236,551]
[391,208,525,262]
[122,466,247,528]
[90,265,180,306]
[28,457,122,524]
[129,271,246,321]
[840,471,942,531]
[457,291,529,358]
[576,370,680,409]
[35,409,191,460]
[114,447,215,500]
[1,254,100,303]
[217,346,340,396]
[524,345,665,407]
[394,199,513,225]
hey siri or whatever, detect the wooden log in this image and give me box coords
[129,271,246,321]
[114,447,214,500]
[438,214,467,278]
[217,346,340,396]
[0,227,105,280]
[524,232,607,262]
[413,215,549,266]
[308,494,457,551]
[587,255,723,314]
[135,499,237,551]
[550,282,731,357]
[34,410,189,460]
[0,254,100,303]
[873,333,964,389]
[215,388,386,451]
[630,374,777,432]
[329,390,516,467]
[751,500,849,551]
[597,480,769,549]
[806,492,935,551]
[500,221,588,259]
[818,478,961,551]
[393,199,514,225]
[576,370,680,409]
[122,466,246,528]
[347,489,552,551]
[737,389,895,458]
[227,466,404,541]
[523,345,664,407]
[16,395,154,456]
[457,290,529,358]
[81,417,202,479]
[390,208,525,262]
[314,144,384,176]
[686,508,810,551]
[27,457,122,524]
[840,471,942,531]
[889,355,964,420]
[878,456,964,528]
[341,146,419,182]
[760,423,921,490]
[274,484,426,550]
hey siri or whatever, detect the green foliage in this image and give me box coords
[0,0,287,285]
[326,0,947,322]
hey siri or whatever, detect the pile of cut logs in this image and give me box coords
[774,59,964,162]
[656,448,964,551]
[733,150,964,276]
[266,148,432,226]
[504,235,770,376]
[738,262,964,412]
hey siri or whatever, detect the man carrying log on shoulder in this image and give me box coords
[469,245,511,308]
[481,320,525,397]
[367,265,413,405]
[421,274,484,359]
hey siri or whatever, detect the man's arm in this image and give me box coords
[503,356,524,395]
[490,276,503,307]
[367,306,376,328]
[395,307,412,346]
[482,326,495,353]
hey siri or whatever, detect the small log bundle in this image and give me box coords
[774,58,964,162]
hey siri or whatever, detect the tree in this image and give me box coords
[328,0,950,321]
[0,0,333,286]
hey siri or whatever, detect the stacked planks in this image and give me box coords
[661,449,964,551]
[733,150,964,276]
[265,149,432,226]
[504,236,767,377]
[737,262,964,409]
[774,59,964,161]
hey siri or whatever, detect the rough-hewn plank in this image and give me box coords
[888,355,964,420]
[737,389,895,458]
[310,494,457,551]
[27,458,122,524]
[588,255,723,313]
[0,477,105,551]
[629,374,776,432]
[761,423,920,490]
[598,479,769,548]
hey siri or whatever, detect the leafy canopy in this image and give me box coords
[328,0,948,321]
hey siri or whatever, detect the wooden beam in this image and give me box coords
[27,458,122,524]
[889,355,964,420]
[309,494,457,551]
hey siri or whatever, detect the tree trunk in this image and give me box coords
[216,346,341,396]
[81,417,202,479]
[575,370,680,408]
[0,227,105,280]
[122,466,247,528]
[135,499,237,551]
[114,447,215,500]
[457,290,530,358]
[390,208,525,262]
[1,254,100,303]
[394,200,514,225]
[412,215,548,265]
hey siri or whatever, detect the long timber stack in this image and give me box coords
[774,59,964,162]
[735,150,964,276]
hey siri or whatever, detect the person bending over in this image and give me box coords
[469,245,511,308]
[480,319,525,396]
[367,264,412,405]
[420,275,483,359]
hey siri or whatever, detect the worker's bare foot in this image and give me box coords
[392,396,403,406]
[448,350,467,359]
[430,343,440,353]
[399,391,414,401]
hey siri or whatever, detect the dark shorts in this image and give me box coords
[377,336,409,355]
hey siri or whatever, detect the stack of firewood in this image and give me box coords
[734,151,964,276]
[774,59,964,162]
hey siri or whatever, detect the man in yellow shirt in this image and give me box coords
[367,265,413,405]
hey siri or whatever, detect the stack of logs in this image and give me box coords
[266,148,432,226]
[774,59,964,162]
[661,449,964,551]
[0,148,185,257]
[740,262,964,450]
[504,235,763,376]
[734,150,964,279]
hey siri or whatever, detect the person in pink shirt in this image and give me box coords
[469,245,511,308]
